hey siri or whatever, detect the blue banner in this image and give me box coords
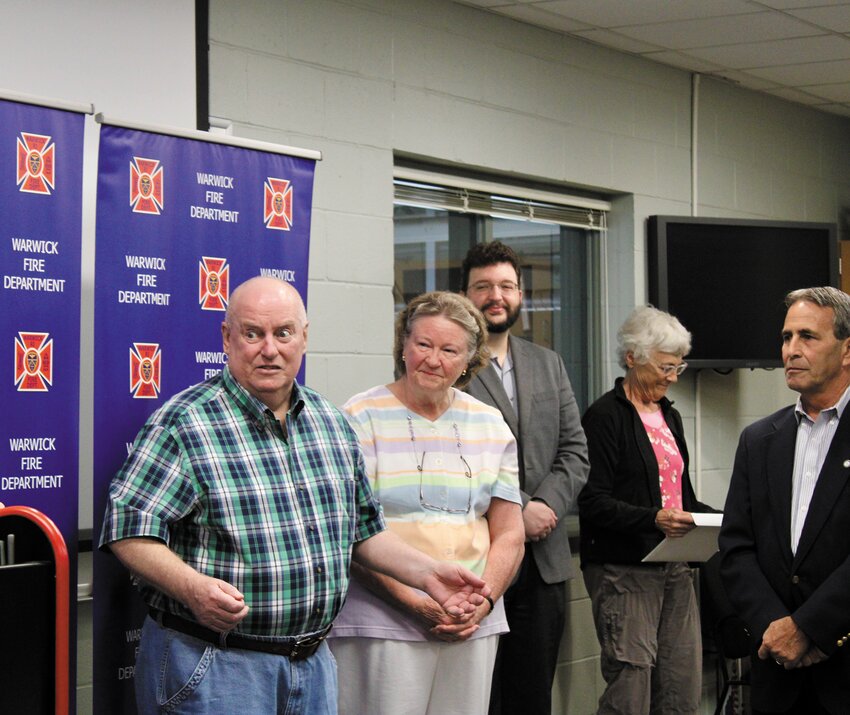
[92,123,316,712]
[0,96,84,687]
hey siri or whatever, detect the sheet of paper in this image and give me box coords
[641,512,723,563]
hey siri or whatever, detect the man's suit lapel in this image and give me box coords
[474,359,519,438]
[510,335,533,441]
[764,409,797,561]
[794,410,850,566]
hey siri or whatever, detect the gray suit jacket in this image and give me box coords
[466,335,589,583]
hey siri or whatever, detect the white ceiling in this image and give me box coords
[455,0,850,118]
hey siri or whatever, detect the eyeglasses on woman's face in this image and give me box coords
[652,360,688,377]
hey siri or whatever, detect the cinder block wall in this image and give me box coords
[204,5,850,714]
[72,0,850,712]
[205,1,850,713]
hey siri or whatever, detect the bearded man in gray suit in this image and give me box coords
[461,241,590,715]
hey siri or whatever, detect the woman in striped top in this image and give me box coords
[329,291,525,715]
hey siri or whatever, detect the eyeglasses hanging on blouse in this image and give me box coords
[407,415,472,514]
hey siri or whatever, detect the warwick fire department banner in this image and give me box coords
[0,95,86,651]
[92,120,317,713]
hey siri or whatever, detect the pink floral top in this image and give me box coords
[639,409,684,510]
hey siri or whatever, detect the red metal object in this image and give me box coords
[0,505,70,715]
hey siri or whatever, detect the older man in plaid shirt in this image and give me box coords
[101,276,488,714]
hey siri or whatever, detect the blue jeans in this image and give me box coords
[135,616,337,714]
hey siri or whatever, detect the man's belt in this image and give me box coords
[149,608,331,661]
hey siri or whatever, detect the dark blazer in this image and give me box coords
[578,378,715,566]
[466,335,589,583]
[719,405,850,714]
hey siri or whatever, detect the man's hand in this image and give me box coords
[793,646,828,669]
[353,530,490,616]
[655,508,695,538]
[184,573,250,632]
[109,538,250,633]
[523,500,557,542]
[422,562,490,617]
[758,616,810,667]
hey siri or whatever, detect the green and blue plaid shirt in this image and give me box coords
[100,366,385,638]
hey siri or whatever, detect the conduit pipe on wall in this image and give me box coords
[691,72,704,501]
[691,73,700,219]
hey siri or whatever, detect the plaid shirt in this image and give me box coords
[100,366,385,638]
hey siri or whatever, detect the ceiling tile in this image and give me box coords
[455,0,511,6]
[756,0,849,8]
[784,5,850,33]
[495,4,592,32]
[748,57,850,84]
[614,12,821,48]
[686,34,850,67]
[796,81,850,101]
[532,0,753,27]
[641,50,726,73]
[763,86,838,104]
[570,28,665,53]
[714,69,783,91]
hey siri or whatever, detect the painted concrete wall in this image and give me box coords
[207,1,850,712]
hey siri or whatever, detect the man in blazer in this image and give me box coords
[719,286,850,715]
[461,242,590,715]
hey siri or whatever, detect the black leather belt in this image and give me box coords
[150,609,331,661]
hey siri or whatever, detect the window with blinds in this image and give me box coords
[392,167,608,413]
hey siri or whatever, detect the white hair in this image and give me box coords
[616,305,691,369]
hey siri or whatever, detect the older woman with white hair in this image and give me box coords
[578,305,717,715]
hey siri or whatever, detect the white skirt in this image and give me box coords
[329,635,499,715]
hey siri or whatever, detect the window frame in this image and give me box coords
[392,167,610,410]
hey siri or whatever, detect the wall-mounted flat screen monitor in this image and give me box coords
[648,216,839,369]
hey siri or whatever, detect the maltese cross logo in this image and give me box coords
[264,177,293,231]
[130,157,164,215]
[17,133,55,194]
[15,332,53,391]
[199,257,230,311]
[130,343,161,398]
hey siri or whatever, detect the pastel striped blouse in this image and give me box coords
[329,384,521,641]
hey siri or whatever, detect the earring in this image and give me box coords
[462,368,468,376]
[402,355,406,362]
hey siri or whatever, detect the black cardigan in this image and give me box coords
[578,378,715,566]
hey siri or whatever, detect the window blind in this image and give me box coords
[393,168,608,231]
